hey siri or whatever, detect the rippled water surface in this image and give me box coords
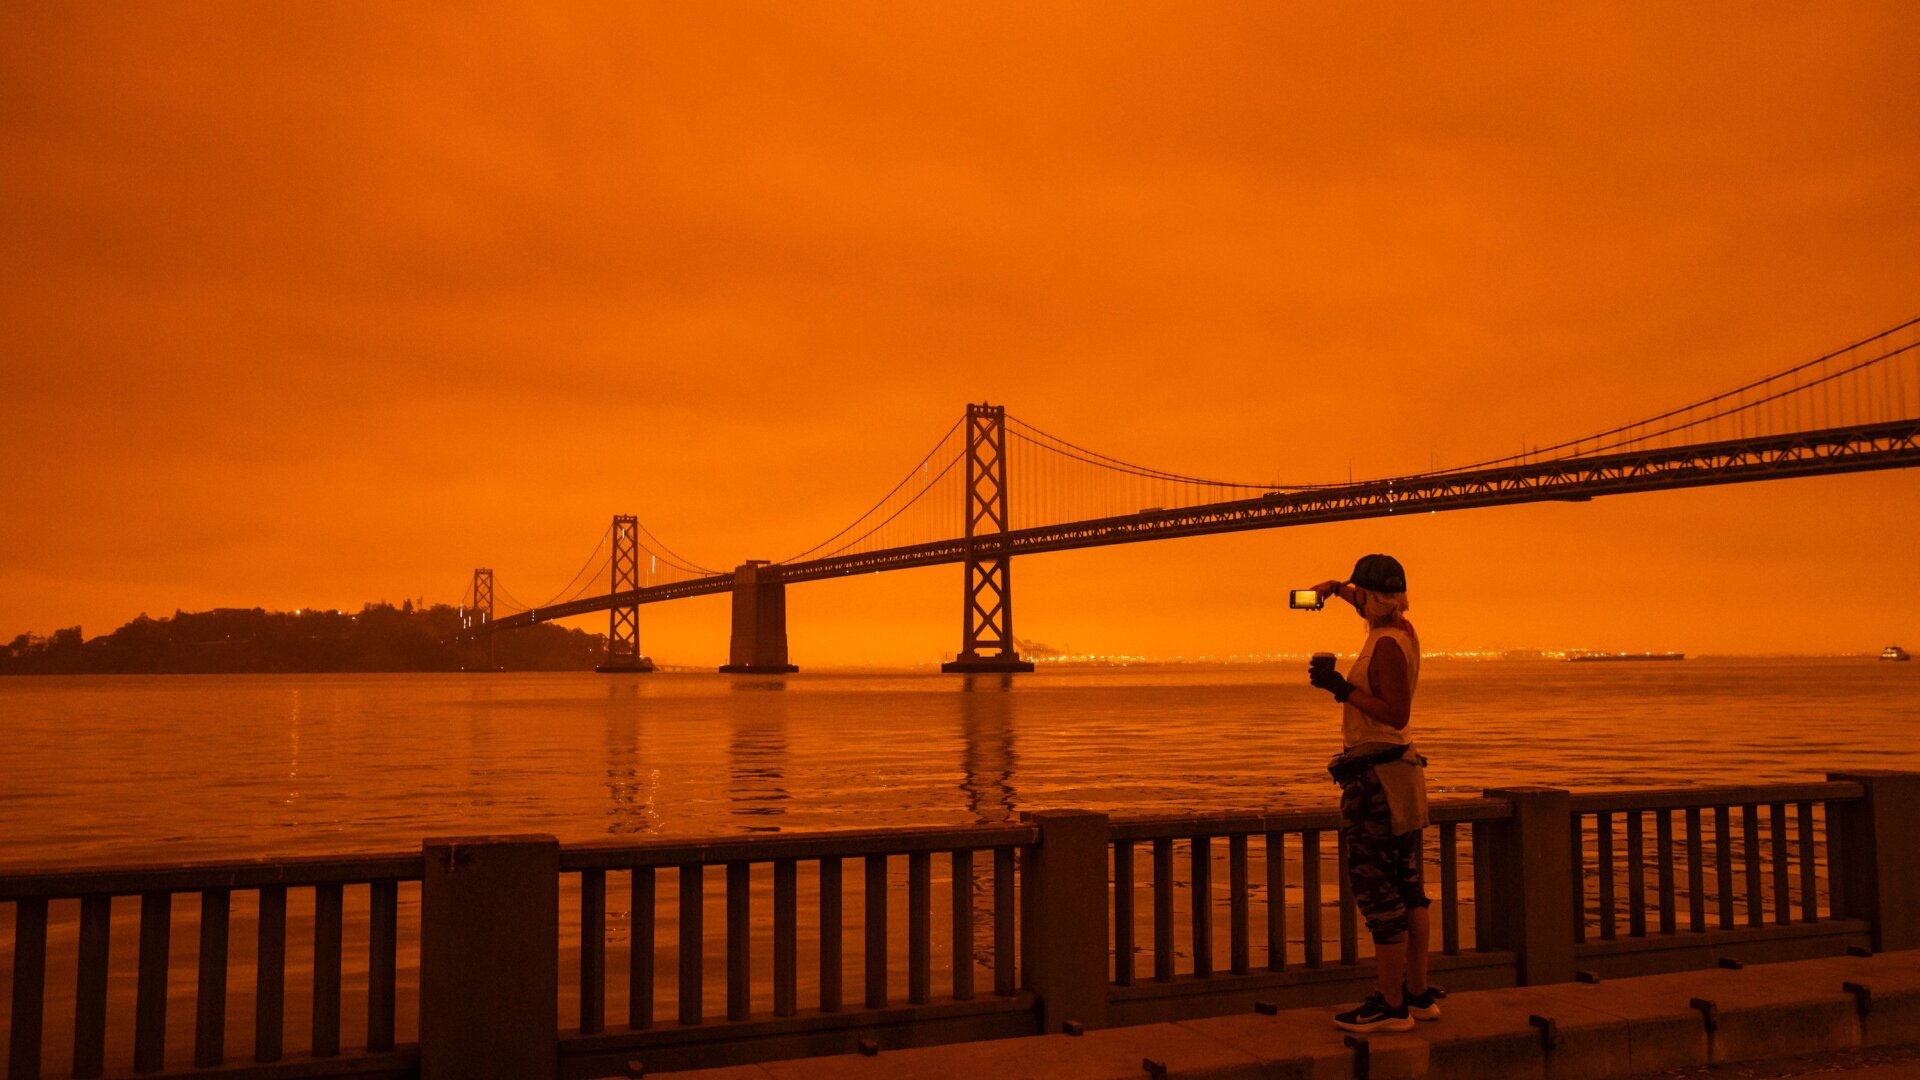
[1,659,1916,868]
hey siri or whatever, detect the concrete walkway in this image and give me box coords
[1624,1042,1920,1078]
[648,950,1920,1079]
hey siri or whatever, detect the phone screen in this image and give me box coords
[1289,589,1323,609]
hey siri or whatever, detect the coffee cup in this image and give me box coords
[1310,651,1337,673]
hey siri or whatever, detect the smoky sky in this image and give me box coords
[3,3,1916,662]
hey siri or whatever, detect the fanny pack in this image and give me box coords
[1330,741,1431,835]
[1327,741,1409,785]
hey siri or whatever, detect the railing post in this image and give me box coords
[420,835,559,1080]
[1482,787,1575,985]
[1020,810,1110,1032]
[1826,771,1920,952]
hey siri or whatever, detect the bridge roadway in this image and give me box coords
[481,417,1920,633]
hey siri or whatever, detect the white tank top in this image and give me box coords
[1342,623,1421,749]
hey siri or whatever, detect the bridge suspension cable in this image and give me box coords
[1006,416,1308,491]
[629,518,719,577]
[526,523,613,610]
[777,417,967,564]
[1426,314,1920,475]
[494,583,534,615]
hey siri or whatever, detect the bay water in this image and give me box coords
[1,660,1915,1072]
[2,659,1914,869]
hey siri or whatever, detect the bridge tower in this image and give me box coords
[942,403,1034,674]
[464,568,495,671]
[597,514,655,673]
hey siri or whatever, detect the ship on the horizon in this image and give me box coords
[1884,645,1911,662]
[1566,651,1686,662]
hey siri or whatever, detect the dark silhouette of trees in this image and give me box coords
[0,603,609,674]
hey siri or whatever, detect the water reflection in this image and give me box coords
[728,678,790,828]
[956,675,1019,976]
[286,688,302,812]
[461,681,499,814]
[603,682,660,835]
[958,675,1018,823]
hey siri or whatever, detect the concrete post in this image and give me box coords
[719,562,799,674]
[1019,810,1110,1032]
[1482,787,1576,986]
[1826,771,1920,952]
[420,835,559,1080]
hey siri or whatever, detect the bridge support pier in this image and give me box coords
[719,561,798,674]
[597,515,655,673]
[943,403,1033,674]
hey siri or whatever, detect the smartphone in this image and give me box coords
[1289,589,1324,610]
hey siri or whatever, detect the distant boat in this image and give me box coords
[1884,645,1911,662]
[1566,651,1686,662]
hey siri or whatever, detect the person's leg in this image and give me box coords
[1344,825,1408,1005]
[1374,939,1406,1003]
[1336,796,1416,1031]
[1388,825,1432,996]
[1374,830,1426,1003]
[1405,906,1430,993]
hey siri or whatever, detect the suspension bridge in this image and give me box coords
[458,315,1920,673]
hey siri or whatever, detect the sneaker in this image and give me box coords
[1402,982,1443,1021]
[1333,991,1414,1033]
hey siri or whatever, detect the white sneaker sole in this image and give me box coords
[1409,1004,1441,1021]
[1334,1016,1416,1033]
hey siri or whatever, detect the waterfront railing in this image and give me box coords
[2,853,421,1079]
[1103,799,1515,1026]
[555,824,1039,1078]
[3,771,1914,1080]
[1568,781,1878,975]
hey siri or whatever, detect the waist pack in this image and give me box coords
[1329,741,1431,835]
[1327,741,1409,784]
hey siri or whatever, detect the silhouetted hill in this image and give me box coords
[1,603,606,674]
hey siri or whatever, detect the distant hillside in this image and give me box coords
[0,603,606,674]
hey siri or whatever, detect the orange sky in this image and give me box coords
[3,3,1916,664]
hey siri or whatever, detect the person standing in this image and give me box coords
[1307,553,1439,1033]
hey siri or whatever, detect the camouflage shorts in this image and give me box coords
[1338,767,1430,944]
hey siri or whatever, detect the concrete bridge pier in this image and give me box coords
[719,561,799,674]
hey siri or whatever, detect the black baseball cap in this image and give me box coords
[1349,553,1407,593]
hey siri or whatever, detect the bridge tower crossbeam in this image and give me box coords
[943,403,1033,674]
[597,515,655,673]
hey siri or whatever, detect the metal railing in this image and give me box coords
[1567,781,1876,975]
[1097,799,1521,1026]
[1107,799,1510,983]
[5,772,1915,1079]
[554,824,1037,1077]
[2,854,420,1080]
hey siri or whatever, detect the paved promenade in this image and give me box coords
[1628,1043,1920,1078]
[652,950,1920,1080]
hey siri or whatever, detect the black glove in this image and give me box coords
[1308,664,1356,703]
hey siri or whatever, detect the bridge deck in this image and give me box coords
[478,418,1920,632]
